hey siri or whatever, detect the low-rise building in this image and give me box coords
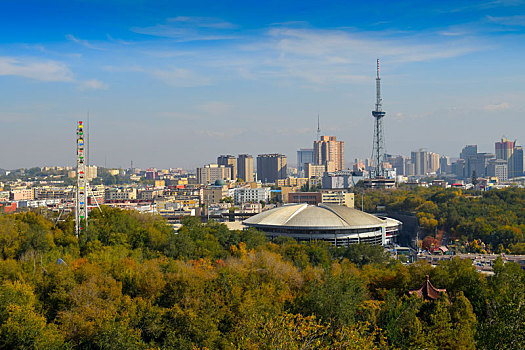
[305,163,326,179]
[34,187,69,200]
[233,187,271,205]
[321,191,354,208]
[138,189,163,200]
[10,189,34,201]
[288,192,322,205]
[203,185,229,206]
[105,188,137,201]
[275,177,308,188]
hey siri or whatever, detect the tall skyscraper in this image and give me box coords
[512,145,523,178]
[217,155,237,180]
[384,154,404,176]
[197,164,232,184]
[313,136,344,171]
[439,156,450,175]
[495,138,514,161]
[237,154,254,182]
[495,138,523,178]
[411,149,428,176]
[469,153,495,177]
[257,154,287,183]
[297,149,314,175]
[428,152,440,173]
[460,145,478,160]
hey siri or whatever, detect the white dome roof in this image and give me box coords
[244,203,385,229]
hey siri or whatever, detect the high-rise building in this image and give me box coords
[86,165,98,181]
[217,155,237,180]
[257,154,287,183]
[428,152,440,173]
[237,154,254,182]
[512,146,524,178]
[404,159,415,176]
[353,158,365,173]
[469,153,495,178]
[495,138,514,161]
[411,149,428,176]
[439,156,450,175]
[454,159,467,179]
[297,149,314,175]
[197,164,232,184]
[460,145,478,161]
[313,136,344,171]
[384,154,404,175]
[487,159,508,182]
[495,138,524,178]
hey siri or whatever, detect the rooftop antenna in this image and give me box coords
[317,114,321,141]
[371,58,386,178]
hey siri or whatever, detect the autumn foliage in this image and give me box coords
[0,204,522,349]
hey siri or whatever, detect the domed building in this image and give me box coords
[243,203,401,246]
[214,179,226,186]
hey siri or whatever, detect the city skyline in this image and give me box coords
[1,0,524,169]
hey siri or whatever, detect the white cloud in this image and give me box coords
[487,15,525,26]
[66,34,105,50]
[266,28,480,64]
[484,102,510,110]
[78,79,108,90]
[0,56,74,82]
[152,68,212,87]
[167,16,236,29]
[228,27,483,85]
[131,16,238,41]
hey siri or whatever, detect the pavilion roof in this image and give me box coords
[409,275,447,300]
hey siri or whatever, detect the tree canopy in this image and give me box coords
[0,201,522,349]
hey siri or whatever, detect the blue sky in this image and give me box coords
[1,0,524,169]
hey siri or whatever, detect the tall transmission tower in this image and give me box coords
[75,121,88,236]
[371,59,386,178]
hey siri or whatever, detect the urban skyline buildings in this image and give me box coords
[256,154,287,183]
[237,154,254,182]
[1,1,524,170]
[495,138,524,179]
[217,155,237,180]
[313,136,345,172]
[297,149,314,175]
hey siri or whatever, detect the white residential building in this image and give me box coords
[233,187,271,205]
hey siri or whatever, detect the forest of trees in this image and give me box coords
[359,186,525,254]
[0,203,523,349]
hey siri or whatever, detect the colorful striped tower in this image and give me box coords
[75,121,88,236]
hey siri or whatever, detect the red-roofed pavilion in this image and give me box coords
[409,275,446,300]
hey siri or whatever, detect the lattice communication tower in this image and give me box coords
[371,59,386,178]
